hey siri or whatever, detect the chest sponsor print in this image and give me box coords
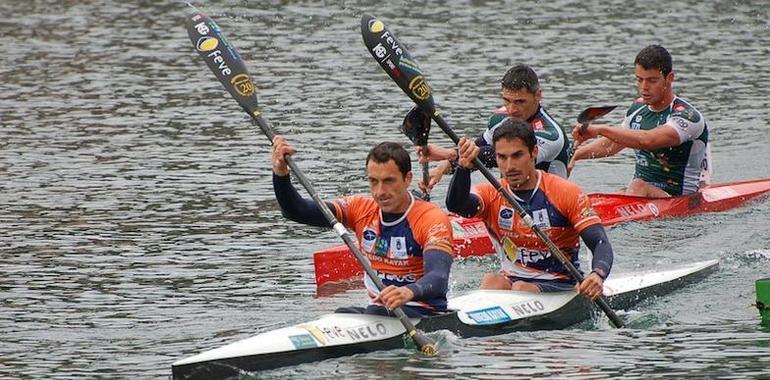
[532,209,551,228]
[498,207,514,230]
[374,237,389,257]
[502,237,550,265]
[390,236,408,259]
[519,248,551,265]
[361,228,377,253]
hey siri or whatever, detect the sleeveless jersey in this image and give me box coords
[470,171,601,282]
[331,195,454,311]
[482,106,572,178]
[621,96,711,195]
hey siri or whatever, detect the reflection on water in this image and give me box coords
[1,0,769,378]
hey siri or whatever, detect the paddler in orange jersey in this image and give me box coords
[445,119,613,300]
[272,137,455,317]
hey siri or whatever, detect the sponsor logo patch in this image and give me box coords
[390,236,408,259]
[289,334,318,349]
[193,21,210,35]
[532,209,551,228]
[196,36,219,51]
[369,19,384,33]
[362,228,377,253]
[372,42,388,59]
[374,236,389,257]
[508,300,546,317]
[502,237,518,262]
[466,306,512,325]
[408,75,431,100]
[346,322,388,341]
[230,73,255,97]
[498,207,514,230]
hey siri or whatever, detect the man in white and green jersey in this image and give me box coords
[417,65,571,193]
[570,45,711,197]
[481,99,571,178]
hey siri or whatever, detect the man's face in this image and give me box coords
[501,87,541,120]
[494,137,537,188]
[367,159,412,213]
[635,64,673,108]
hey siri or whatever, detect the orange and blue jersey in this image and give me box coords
[471,171,601,282]
[331,195,454,311]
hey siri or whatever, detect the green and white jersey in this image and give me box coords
[481,106,571,178]
[622,96,711,195]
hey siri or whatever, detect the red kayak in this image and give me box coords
[313,178,770,289]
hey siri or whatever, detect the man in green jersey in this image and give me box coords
[570,45,711,197]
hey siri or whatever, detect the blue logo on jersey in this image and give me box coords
[361,228,378,253]
[498,207,514,230]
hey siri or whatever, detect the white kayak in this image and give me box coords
[172,259,719,379]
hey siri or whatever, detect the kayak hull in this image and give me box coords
[591,177,770,227]
[172,260,718,379]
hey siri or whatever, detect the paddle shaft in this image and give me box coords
[429,112,625,328]
[421,152,430,195]
[186,9,436,353]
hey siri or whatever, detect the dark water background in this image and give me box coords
[1,0,768,378]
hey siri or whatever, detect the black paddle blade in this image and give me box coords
[361,14,436,114]
[577,105,617,124]
[401,106,431,146]
[577,105,617,133]
[185,10,260,117]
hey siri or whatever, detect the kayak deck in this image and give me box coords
[172,259,719,379]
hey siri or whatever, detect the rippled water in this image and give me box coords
[1,0,769,378]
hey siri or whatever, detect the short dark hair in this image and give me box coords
[366,142,411,177]
[501,64,540,95]
[492,118,537,152]
[634,45,673,76]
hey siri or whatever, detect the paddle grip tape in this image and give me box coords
[332,223,347,237]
